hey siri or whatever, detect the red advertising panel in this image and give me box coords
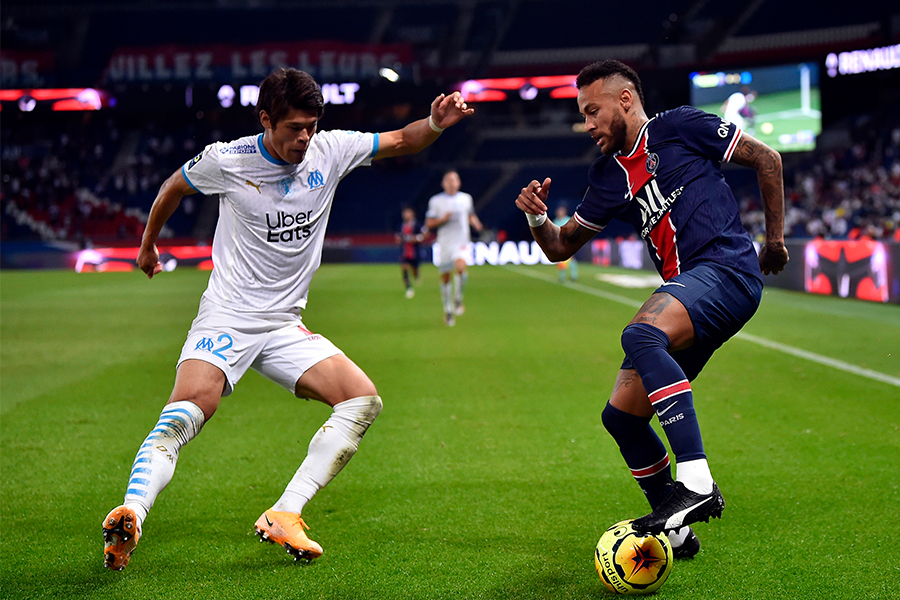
[804,239,889,303]
[0,88,114,112]
[75,246,214,273]
[457,75,577,102]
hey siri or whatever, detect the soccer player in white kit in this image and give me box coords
[425,170,483,326]
[101,68,474,571]
[721,86,756,133]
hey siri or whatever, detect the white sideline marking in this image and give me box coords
[734,333,900,388]
[510,267,900,388]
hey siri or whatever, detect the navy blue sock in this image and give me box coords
[621,322,706,462]
[601,401,674,510]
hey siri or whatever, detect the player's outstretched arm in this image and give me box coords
[516,177,594,261]
[469,212,484,233]
[730,132,789,275]
[138,169,197,279]
[374,92,474,160]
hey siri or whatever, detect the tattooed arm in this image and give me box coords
[529,218,597,262]
[730,132,790,275]
[515,177,596,261]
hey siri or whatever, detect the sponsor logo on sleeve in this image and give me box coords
[717,118,730,139]
[186,152,204,170]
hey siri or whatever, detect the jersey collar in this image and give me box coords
[258,133,290,166]
[619,118,654,158]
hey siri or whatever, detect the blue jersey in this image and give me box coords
[574,106,761,282]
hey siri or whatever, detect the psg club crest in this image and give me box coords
[646,152,660,175]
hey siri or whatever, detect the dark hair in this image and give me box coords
[575,60,645,107]
[256,68,325,129]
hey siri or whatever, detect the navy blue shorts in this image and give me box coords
[621,263,763,381]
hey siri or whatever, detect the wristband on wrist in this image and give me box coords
[526,212,547,228]
[428,116,445,133]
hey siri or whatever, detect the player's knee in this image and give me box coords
[365,395,383,420]
[601,401,618,434]
[167,392,220,422]
[621,323,670,359]
[334,394,383,431]
[357,379,379,400]
[334,377,378,406]
[602,399,653,437]
[347,370,378,400]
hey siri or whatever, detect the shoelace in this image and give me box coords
[287,514,310,533]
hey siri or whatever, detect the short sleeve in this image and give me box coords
[669,106,742,163]
[181,144,226,195]
[573,186,609,232]
[573,158,620,232]
[425,195,440,219]
[315,130,377,179]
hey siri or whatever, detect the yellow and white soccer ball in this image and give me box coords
[594,519,673,595]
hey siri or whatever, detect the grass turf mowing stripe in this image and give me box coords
[507,265,900,388]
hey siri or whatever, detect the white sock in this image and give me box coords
[440,281,453,313]
[454,272,467,304]
[676,458,713,495]
[272,395,382,514]
[123,401,206,525]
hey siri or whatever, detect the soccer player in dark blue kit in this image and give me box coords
[397,206,426,298]
[515,60,789,557]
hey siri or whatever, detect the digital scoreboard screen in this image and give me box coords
[689,63,821,153]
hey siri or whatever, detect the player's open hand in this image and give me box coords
[430,92,474,130]
[758,241,789,275]
[515,177,552,216]
[137,244,164,279]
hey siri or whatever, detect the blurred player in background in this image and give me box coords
[721,85,757,134]
[101,67,473,571]
[425,170,483,326]
[516,60,788,557]
[396,206,426,298]
[553,204,579,283]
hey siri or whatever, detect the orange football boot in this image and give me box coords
[102,505,141,571]
[254,510,323,563]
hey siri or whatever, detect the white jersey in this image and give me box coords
[181,130,377,311]
[425,191,475,249]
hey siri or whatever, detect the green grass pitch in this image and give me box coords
[1,263,898,599]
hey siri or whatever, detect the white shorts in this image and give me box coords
[437,241,470,273]
[177,296,343,397]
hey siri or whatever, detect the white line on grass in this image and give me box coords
[733,332,900,387]
[509,266,900,388]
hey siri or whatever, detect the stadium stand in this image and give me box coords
[2,0,898,246]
